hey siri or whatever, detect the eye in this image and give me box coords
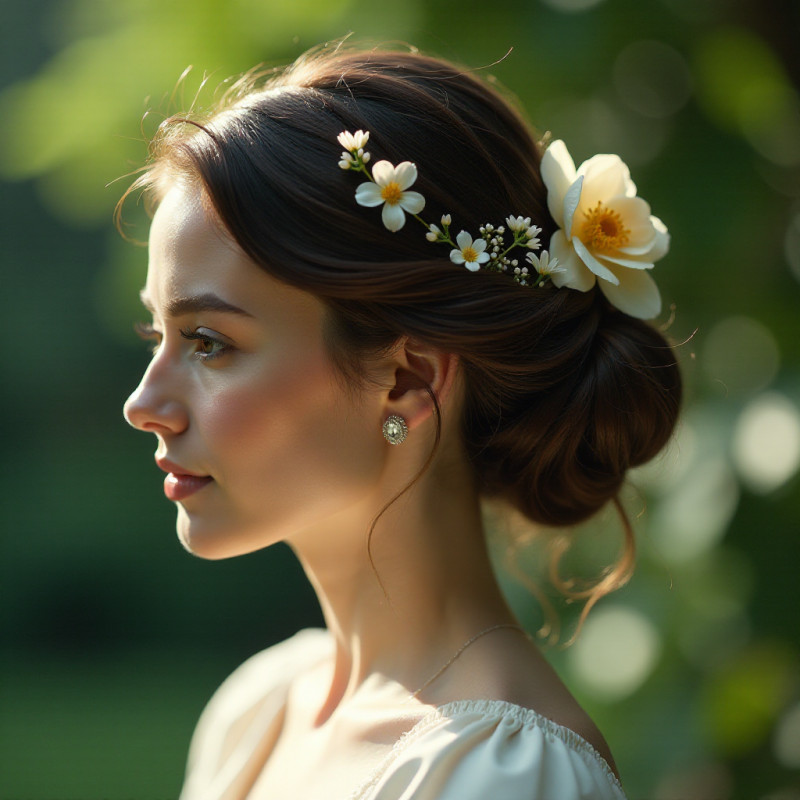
[134,321,162,355]
[179,327,233,362]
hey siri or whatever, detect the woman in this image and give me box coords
[122,45,680,799]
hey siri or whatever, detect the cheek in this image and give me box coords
[199,351,383,520]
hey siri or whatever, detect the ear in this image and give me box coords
[383,338,460,434]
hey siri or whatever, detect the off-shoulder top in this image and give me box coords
[179,629,627,800]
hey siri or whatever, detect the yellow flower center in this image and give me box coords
[462,246,478,262]
[580,202,630,252]
[381,182,403,205]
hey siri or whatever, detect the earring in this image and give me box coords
[383,415,408,445]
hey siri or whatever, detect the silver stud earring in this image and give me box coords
[382,415,408,445]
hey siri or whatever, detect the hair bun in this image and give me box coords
[469,296,682,528]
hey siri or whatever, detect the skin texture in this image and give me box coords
[123,181,618,797]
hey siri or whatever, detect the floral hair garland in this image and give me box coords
[337,129,669,319]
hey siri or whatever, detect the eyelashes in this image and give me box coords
[134,321,232,362]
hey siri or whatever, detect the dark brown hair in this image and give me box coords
[122,45,682,634]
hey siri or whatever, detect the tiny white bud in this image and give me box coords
[441,214,451,226]
[511,259,518,267]
[362,152,371,163]
[425,231,438,242]
[338,160,351,170]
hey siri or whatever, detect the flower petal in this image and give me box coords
[647,216,670,261]
[604,196,655,250]
[577,154,637,209]
[355,182,384,207]
[598,266,662,319]
[382,203,406,232]
[450,250,465,264]
[476,252,490,264]
[393,161,418,191]
[597,253,653,270]
[399,190,425,215]
[456,230,472,249]
[562,177,584,238]
[541,140,576,227]
[371,160,395,186]
[549,230,596,292]
[473,239,488,254]
[571,237,620,285]
[464,261,481,272]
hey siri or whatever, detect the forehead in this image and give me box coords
[146,181,238,292]
[143,180,325,330]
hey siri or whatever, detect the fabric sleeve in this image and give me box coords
[361,700,628,800]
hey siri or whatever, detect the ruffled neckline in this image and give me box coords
[348,696,625,799]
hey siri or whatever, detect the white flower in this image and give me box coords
[355,160,426,232]
[506,215,531,232]
[441,214,451,226]
[526,249,564,276]
[337,130,370,151]
[525,224,542,250]
[540,139,669,319]
[426,223,442,242]
[450,231,490,272]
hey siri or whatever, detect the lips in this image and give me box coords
[156,457,213,502]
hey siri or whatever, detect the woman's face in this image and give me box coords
[123,180,386,559]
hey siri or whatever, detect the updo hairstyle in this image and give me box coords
[123,46,682,615]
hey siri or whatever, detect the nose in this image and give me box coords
[123,358,189,435]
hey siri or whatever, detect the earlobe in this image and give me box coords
[384,339,459,434]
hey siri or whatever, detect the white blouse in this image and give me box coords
[179,629,627,800]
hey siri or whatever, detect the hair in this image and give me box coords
[120,44,682,640]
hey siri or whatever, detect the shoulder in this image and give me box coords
[180,628,332,795]
[359,700,627,800]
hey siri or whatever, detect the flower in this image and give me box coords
[506,215,531,232]
[337,130,370,151]
[540,139,669,319]
[450,231,490,272]
[355,160,426,232]
[525,249,564,276]
[426,223,442,242]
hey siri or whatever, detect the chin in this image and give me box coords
[175,508,276,561]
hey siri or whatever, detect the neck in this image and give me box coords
[287,458,515,718]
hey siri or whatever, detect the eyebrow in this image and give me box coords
[139,289,255,318]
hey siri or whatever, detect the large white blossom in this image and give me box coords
[450,231,490,272]
[540,139,669,319]
[355,160,425,232]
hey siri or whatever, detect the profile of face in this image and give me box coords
[123,180,387,559]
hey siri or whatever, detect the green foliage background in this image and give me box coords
[2,0,799,797]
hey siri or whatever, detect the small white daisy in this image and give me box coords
[355,160,426,232]
[506,215,532,232]
[450,231,490,272]
[526,249,564,276]
[337,130,370,151]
